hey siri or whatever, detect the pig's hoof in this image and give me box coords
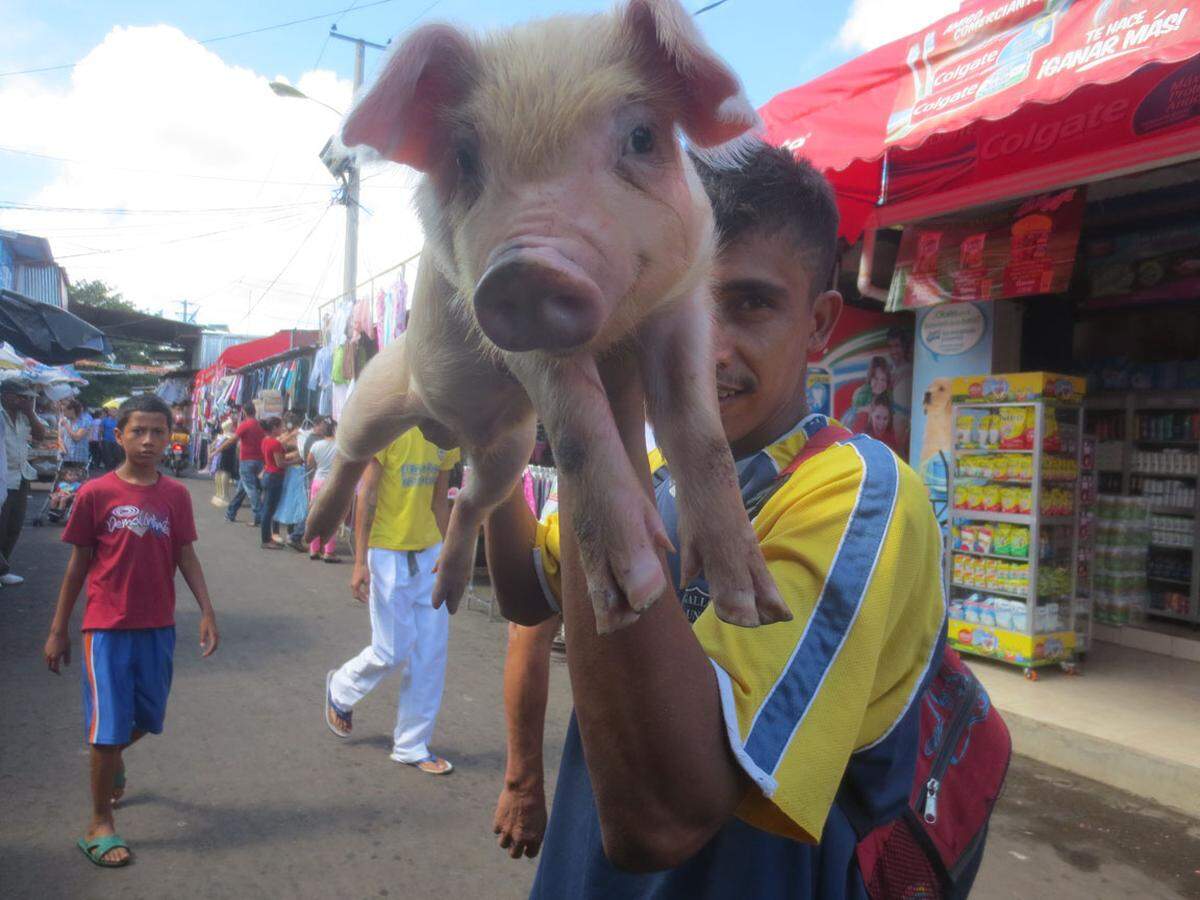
[430,542,474,614]
[688,528,790,628]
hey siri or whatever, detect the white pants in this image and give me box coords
[330,545,449,762]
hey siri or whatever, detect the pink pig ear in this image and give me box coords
[622,0,759,149]
[341,24,477,172]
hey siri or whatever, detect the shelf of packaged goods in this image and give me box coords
[952,549,1032,562]
[955,401,1072,410]
[952,509,1075,526]
[1146,607,1196,623]
[1147,574,1193,586]
[1145,506,1196,516]
[954,447,1077,458]
[950,583,1029,600]
[953,476,1080,486]
[1134,438,1199,446]
[1132,471,1198,479]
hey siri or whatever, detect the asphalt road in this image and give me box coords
[1,477,1197,899]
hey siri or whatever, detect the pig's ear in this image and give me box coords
[622,0,760,149]
[341,25,477,172]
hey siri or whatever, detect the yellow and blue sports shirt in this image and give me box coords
[530,414,946,899]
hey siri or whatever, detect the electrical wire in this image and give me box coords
[51,210,315,260]
[236,205,334,324]
[0,146,346,188]
[0,200,327,216]
[0,0,409,79]
[694,0,734,14]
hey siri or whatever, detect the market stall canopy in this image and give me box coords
[760,0,1200,241]
[194,329,320,385]
[0,289,112,364]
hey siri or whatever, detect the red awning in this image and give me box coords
[215,329,319,371]
[760,0,1200,241]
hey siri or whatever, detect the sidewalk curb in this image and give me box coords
[1001,708,1200,819]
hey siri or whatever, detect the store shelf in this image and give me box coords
[1150,543,1194,551]
[1148,575,1193,586]
[950,582,1028,599]
[955,447,1036,455]
[1134,438,1199,445]
[1145,506,1195,516]
[952,509,1076,525]
[1132,471,1198,478]
[1146,607,1196,622]
[953,549,1032,562]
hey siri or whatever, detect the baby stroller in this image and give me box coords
[33,460,89,526]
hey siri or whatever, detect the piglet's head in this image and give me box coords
[342,0,759,355]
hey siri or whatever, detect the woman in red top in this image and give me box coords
[257,418,287,549]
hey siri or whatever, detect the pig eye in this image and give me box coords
[627,125,654,155]
[455,144,478,180]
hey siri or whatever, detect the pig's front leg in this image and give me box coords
[638,295,789,628]
[305,336,427,545]
[431,419,535,613]
[507,354,672,634]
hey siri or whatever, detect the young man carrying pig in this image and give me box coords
[485,145,947,897]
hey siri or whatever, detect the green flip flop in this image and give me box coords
[77,834,131,867]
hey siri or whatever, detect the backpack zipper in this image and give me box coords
[922,676,981,825]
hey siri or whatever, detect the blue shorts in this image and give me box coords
[81,627,175,746]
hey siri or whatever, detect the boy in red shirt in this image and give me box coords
[43,394,219,868]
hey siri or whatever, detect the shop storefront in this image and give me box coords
[760,0,1200,667]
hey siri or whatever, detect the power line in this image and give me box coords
[0,200,327,216]
[236,205,335,324]
[0,0,410,79]
[0,145,348,188]
[51,211,314,260]
[694,0,734,14]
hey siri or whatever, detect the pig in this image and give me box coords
[305,0,789,634]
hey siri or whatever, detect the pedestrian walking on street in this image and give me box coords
[325,427,459,775]
[58,400,93,466]
[273,412,309,550]
[99,407,121,470]
[1,378,48,587]
[88,409,103,470]
[257,417,287,550]
[225,402,266,526]
[208,419,239,507]
[305,420,340,562]
[42,394,219,868]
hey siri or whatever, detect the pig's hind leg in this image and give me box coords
[638,297,790,628]
[430,419,535,614]
[305,337,427,545]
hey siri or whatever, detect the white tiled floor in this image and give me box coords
[966,640,1200,770]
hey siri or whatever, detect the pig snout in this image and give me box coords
[473,247,605,353]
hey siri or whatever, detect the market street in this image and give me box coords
[1,479,1197,899]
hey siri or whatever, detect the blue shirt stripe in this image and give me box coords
[744,435,900,775]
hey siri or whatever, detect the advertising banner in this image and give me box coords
[886,187,1085,310]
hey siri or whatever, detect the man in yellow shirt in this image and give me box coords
[485,144,949,896]
[325,427,460,775]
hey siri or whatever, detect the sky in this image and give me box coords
[0,0,954,335]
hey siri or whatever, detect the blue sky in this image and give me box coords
[0,0,934,328]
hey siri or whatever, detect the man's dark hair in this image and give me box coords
[261,416,282,434]
[116,394,172,430]
[244,401,257,418]
[692,142,840,295]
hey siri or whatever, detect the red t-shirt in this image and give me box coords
[62,472,198,631]
[261,436,285,474]
[236,418,266,461]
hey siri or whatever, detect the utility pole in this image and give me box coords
[329,28,387,308]
[177,298,196,323]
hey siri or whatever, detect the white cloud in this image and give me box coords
[0,25,424,335]
[837,0,961,51]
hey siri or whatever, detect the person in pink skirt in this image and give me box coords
[305,420,340,562]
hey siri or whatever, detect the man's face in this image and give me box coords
[116,411,170,465]
[712,231,841,458]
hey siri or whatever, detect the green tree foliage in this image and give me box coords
[68,280,171,406]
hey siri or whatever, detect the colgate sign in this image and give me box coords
[981,98,1129,160]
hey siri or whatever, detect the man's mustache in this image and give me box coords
[715,374,755,393]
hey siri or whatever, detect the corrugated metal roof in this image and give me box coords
[14,263,66,308]
[194,331,263,369]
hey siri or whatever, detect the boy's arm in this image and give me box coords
[494,616,559,859]
[178,543,219,657]
[44,545,92,673]
[351,459,383,603]
[483,486,557,626]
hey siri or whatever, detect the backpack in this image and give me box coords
[752,422,1012,899]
